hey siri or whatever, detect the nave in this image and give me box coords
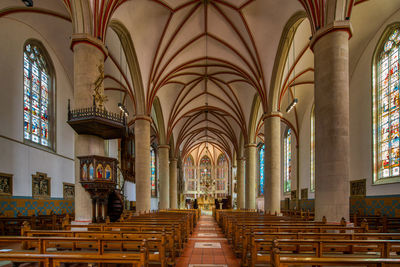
[176,215,240,267]
[1,208,400,266]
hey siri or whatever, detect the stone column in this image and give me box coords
[134,116,151,212]
[311,24,351,221]
[72,35,107,222]
[264,112,281,214]
[169,158,178,209]
[245,143,257,209]
[158,145,170,209]
[236,157,245,209]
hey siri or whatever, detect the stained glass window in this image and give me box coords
[216,154,227,191]
[259,144,265,195]
[376,28,400,180]
[200,156,212,192]
[150,147,157,197]
[310,106,315,192]
[284,129,292,192]
[23,42,52,147]
[184,155,196,191]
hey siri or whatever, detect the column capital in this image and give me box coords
[244,143,257,148]
[169,157,178,162]
[132,115,152,123]
[310,20,353,51]
[237,157,246,161]
[70,33,108,59]
[158,144,170,149]
[263,111,282,121]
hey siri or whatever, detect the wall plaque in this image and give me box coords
[0,173,12,196]
[63,183,74,199]
[301,188,308,199]
[291,190,297,200]
[32,172,50,198]
[350,179,366,197]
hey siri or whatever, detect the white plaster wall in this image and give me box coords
[151,197,159,211]
[124,181,136,201]
[349,9,400,196]
[0,18,74,198]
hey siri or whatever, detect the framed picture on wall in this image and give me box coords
[63,183,74,199]
[0,173,12,196]
[350,179,366,197]
[32,172,51,198]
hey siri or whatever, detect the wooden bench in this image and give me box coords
[249,238,400,266]
[22,229,176,262]
[0,252,146,267]
[270,246,400,267]
[0,236,150,266]
[0,213,73,235]
[62,223,184,253]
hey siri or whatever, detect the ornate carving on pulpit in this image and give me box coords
[92,62,107,110]
[78,155,118,222]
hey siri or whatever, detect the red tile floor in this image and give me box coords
[176,215,241,267]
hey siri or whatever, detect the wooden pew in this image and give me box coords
[22,228,176,264]
[250,238,400,266]
[62,223,184,253]
[270,246,400,267]
[0,213,73,236]
[0,236,150,266]
[352,213,400,232]
[0,252,146,267]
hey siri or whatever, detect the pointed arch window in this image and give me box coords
[184,155,196,191]
[310,106,315,192]
[199,156,212,193]
[23,41,54,148]
[150,147,157,197]
[374,27,400,183]
[259,144,265,196]
[284,128,292,193]
[216,154,227,191]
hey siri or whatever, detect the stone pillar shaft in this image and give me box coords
[158,145,170,209]
[169,158,178,209]
[73,42,105,222]
[313,29,350,221]
[236,158,246,209]
[264,113,281,214]
[245,144,257,209]
[135,117,151,212]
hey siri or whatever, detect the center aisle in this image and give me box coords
[176,214,241,267]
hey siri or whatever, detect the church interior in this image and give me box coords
[1,0,400,266]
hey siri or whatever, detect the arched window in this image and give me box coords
[374,27,400,182]
[23,41,54,148]
[199,156,212,193]
[150,147,157,197]
[284,128,292,193]
[216,154,227,191]
[184,155,196,191]
[259,144,265,196]
[310,106,315,192]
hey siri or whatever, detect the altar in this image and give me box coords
[197,195,215,210]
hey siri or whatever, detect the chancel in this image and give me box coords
[1,0,400,266]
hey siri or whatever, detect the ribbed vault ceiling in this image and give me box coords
[114,0,302,159]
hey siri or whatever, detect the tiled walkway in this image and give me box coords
[176,215,241,267]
